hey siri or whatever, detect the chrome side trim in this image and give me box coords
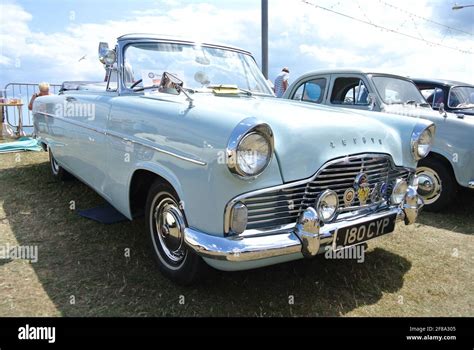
[224,153,414,235]
[36,111,207,166]
[36,111,107,135]
[105,130,207,166]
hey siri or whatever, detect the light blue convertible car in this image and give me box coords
[34,34,432,284]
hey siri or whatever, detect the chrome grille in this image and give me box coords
[240,154,411,231]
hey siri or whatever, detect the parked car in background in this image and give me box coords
[284,69,474,211]
[34,36,429,284]
[413,78,474,116]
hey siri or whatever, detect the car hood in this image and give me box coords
[382,103,474,122]
[382,103,443,117]
[140,94,422,182]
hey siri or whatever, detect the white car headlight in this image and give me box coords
[227,118,274,178]
[411,124,436,161]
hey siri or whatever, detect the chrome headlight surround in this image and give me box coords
[226,117,274,178]
[411,123,436,161]
[316,189,339,223]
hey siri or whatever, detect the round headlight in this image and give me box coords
[316,190,339,222]
[412,124,435,161]
[391,178,408,204]
[227,119,274,178]
[236,132,271,176]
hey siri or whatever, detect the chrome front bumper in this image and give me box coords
[184,190,423,264]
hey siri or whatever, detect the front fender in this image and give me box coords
[129,161,185,207]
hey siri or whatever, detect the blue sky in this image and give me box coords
[1,0,473,95]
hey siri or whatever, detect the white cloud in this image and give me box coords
[0,0,473,88]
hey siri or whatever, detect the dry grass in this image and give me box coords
[0,151,473,316]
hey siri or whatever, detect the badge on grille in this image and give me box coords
[343,188,355,207]
[354,173,370,205]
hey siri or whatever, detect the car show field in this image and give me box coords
[1,151,472,316]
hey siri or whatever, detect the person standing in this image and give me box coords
[274,67,290,98]
[28,82,51,111]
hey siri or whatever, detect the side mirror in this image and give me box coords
[439,102,445,114]
[159,72,194,108]
[98,42,116,67]
[368,93,377,111]
[159,72,184,95]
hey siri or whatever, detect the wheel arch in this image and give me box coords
[128,164,184,219]
[420,151,457,182]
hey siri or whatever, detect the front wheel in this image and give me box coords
[145,182,206,285]
[49,149,72,181]
[416,157,457,212]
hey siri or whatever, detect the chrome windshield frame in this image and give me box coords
[116,37,272,96]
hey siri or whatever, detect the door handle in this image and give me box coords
[65,96,77,102]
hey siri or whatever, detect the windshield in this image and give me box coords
[123,42,273,95]
[448,86,474,109]
[372,76,426,105]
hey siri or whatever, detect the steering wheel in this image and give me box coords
[130,79,143,89]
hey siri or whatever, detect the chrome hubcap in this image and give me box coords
[416,167,442,204]
[153,198,186,263]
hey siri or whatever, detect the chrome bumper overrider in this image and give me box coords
[184,190,423,263]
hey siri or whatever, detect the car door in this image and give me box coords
[327,74,373,111]
[64,91,112,195]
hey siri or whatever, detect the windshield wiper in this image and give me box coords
[204,85,253,96]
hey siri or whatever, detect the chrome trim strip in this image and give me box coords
[36,111,207,166]
[36,111,107,135]
[105,130,207,166]
[224,153,414,235]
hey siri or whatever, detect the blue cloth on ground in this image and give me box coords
[77,204,128,225]
[0,137,42,153]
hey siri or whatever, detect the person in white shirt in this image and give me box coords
[274,67,290,98]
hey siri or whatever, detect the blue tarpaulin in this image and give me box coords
[0,137,42,153]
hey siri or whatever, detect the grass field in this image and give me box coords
[0,151,473,316]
